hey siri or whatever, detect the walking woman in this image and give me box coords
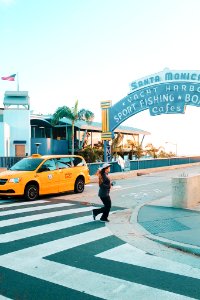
[92,163,112,222]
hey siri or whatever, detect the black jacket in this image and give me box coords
[98,172,111,197]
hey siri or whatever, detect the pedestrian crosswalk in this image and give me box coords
[0,199,200,300]
[0,204,92,227]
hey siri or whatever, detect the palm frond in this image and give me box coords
[51,106,75,125]
[51,100,94,155]
[72,100,79,118]
[78,109,94,123]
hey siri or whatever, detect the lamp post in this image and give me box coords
[165,141,178,156]
[34,142,41,154]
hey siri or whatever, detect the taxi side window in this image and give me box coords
[42,159,57,171]
[73,157,85,167]
[56,157,72,169]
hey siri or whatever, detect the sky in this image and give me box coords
[1,0,200,156]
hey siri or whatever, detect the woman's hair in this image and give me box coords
[96,167,108,185]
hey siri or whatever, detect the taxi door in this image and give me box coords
[56,157,77,192]
[36,159,60,194]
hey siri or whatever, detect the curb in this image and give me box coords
[130,201,200,257]
[147,234,200,256]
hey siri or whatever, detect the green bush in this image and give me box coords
[77,146,103,163]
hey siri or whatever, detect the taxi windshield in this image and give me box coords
[10,158,44,171]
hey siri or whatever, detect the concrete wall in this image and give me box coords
[0,123,10,156]
[172,175,200,208]
[4,109,30,156]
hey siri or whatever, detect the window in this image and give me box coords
[42,159,57,171]
[72,157,85,167]
[56,157,72,169]
[10,158,44,171]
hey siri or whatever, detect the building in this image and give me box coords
[0,91,30,157]
[0,91,150,157]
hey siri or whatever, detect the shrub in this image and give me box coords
[77,146,103,163]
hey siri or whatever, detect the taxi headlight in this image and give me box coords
[8,178,21,183]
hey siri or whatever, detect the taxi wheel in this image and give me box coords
[74,178,84,193]
[24,184,39,201]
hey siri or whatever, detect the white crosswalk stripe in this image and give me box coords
[0,200,49,208]
[0,202,73,216]
[0,254,193,300]
[0,205,93,227]
[0,296,12,300]
[0,229,196,300]
[0,200,199,299]
[98,243,200,280]
[0,215,94,242]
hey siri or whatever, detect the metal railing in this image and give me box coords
[0,157,24,169]
[1,156,200,175]
[87,156,200,175]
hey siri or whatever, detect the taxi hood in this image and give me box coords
[0,169,33,178]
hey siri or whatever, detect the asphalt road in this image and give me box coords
[84,164,200,209]
[1,165,200,299]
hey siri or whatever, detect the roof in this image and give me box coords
[30,114,150,136]
[5,91,29,97]
[75,120,150,135]
[31,154,84,159]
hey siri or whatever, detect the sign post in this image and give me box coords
[101,101,113,162]
[103,141,111,162]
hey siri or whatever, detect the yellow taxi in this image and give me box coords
[0,154,90,201]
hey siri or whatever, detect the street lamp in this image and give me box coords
[34,142,41,154]
[165,141,178,156]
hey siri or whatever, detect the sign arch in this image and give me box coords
[101,69,200,161]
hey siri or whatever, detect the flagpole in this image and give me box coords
[17,72,19,91]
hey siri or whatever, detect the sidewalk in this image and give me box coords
[107,195,200,259]
[96,166,200,257]
[135,196,200,256]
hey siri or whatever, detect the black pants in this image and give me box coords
[93,195,111,220]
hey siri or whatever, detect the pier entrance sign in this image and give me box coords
[101,69,200,161]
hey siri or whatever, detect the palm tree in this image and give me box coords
[145,143,164,159]
[111,132,124,158]
[131,143,144,159]
[51,100,94,154]
[126,137,144,160]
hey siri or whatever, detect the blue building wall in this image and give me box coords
[31,138,68,155]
